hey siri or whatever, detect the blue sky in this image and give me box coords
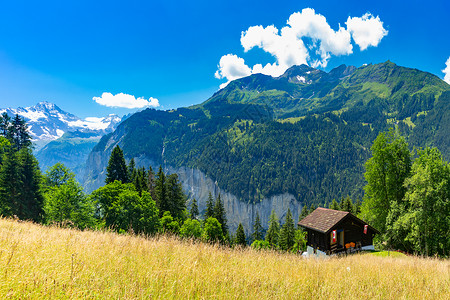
[0,0,449,118]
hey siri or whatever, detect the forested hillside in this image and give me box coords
[85,61,450,207]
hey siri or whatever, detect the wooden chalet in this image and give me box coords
[298,207,379,256]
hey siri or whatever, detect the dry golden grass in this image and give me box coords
[0,218,449,299]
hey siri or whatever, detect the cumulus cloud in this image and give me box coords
[346,13,388,51]
[216,8,388,87]
[443,57,450,84]
[215,54,252,88]
[93,92,159,109]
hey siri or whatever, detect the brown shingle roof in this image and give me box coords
[298,207,349,233]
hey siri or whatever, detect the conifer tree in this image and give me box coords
[0,113,10,137]
[330,199,340,210]
[155,166,168,216]
[205,192,215,219]
[298,205,309,221]
[354,198,362,215]
[252,211,264,241]
[190,198,199,219]
[147,166,156,199]
[166,173,186,220]
[265,209,280,248]
[340,196,354,213]
[279,209,295,251]
[17,148,44,222]
[235,223,246,246]
[127,158,136,182]
[0,149,20,216]
[105,145,128,184]
[213,194,228,236]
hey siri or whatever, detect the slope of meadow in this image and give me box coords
[0,218,448,299]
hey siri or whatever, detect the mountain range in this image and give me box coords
[0,101,123,182]
[82,61,450,233]
[0,101,121,146]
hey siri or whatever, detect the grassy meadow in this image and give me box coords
[0,218,448,299]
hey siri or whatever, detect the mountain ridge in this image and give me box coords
[82,61,450,231]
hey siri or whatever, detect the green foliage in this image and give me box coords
[165,173,186,220]
[91,181,160,235]
[279,209,295,251]
[154,166,168,216]
[361,129,411,235]
[298,205,309,221]
[180,218,202,239]
[45,163,74,187]
[189,198,199,219]
[252,212,264,242]
[44,177,95,229]
[0,148,44,222]
[202,217,224,243]
[250,239,271,250]
[292,229,307,253]
[235,223,246,246]
[390,148,450,256]
[106,146,129,184]
[329,199,340,210]
[213,194,228,236]
[205,192,214,219]
[265,210,280,248]
[160,211,180,234]
[339,196,354,213]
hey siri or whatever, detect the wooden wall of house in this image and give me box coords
[339,218,374,246]
[306,229,328,251]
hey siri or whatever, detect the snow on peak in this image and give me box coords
[296,75,306,83]
[0,102,122,142]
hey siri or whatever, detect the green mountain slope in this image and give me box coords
[85,61,450,205]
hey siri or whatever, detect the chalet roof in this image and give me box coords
[298,207,349,233]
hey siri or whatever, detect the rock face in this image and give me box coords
[84,151,302,235]
[169,166,302,235]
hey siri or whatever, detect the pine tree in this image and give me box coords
[213,194,228,236]
[309,203,316,213]
[330,199,340,210]
[354,198,362,215]
[205,192,215,219]
[252,211,264,241]
[165,173,186,220]
[298,205,309,221]
[279,209,295,251]
[340,196,353,213]
[127,158,136,182]
[154,166,168,216]
[105,145,128,184]
[190,198,199,219]
[17,148,44,222]
[0,112,10,137]
[235,223,246,246]
[147,166,156,199]
[265,209,280,248]
[9,114,31,151]
[0,149,20,216]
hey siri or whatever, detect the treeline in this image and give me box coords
[361,129,450,257]
[0,113,305,250]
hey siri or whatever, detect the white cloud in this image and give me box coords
[215,54,252,88]
[346,13,388,51]
[443,57,450,84]
[93,92,159,109]
[215,8,388,87]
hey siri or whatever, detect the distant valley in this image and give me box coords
[0,101,124,182]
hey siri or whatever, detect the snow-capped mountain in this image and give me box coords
[0,101,122,141]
